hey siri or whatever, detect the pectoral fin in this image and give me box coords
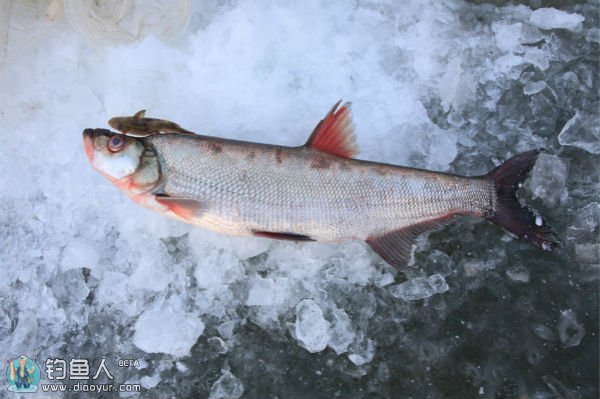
[366,216,454,268]
[155,194,204,220]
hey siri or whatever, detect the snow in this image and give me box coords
[0,0,597,397]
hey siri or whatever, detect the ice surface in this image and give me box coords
[0,0,598,397]
[529,8,584,32]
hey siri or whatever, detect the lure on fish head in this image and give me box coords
[82,128,162,204]
[108,110,195,137]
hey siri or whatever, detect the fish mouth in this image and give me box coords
[82,128,96,162]
[82,128,113,162]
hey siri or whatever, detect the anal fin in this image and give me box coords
[366,216,454,269]
[252,230,315,242]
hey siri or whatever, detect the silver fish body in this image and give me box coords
[83,102,558,268]
[149,134,494,241]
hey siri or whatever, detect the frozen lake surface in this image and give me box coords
[0,1,598,397]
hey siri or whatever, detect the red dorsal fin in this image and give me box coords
[304,101,359,158]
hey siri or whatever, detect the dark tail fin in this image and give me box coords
[486,149,560,251]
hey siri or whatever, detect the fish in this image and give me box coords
[83,101,559,269]
[108,110,195,137]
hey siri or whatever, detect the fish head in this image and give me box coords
[82,128,161,194]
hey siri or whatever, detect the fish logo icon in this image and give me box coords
[6,355,40,393]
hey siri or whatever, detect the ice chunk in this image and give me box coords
[140,373,161,389]
[207,336,228,355]
[209,369,244,399]
[543,375,574,399]
[348,338,375,366]
[61,238,100,271]
[328,308,355,355]
[557,309,585,348]
[529,8,584,32]
[294,299,330,353]
[389,274,449,301]
[217,321,236,340]
[506,265,530,283]
[96,271,129,307]
[51,269,90,304]
[532,323,557,341]
[572,203,600,233]
[586,27,600,44]
[463,260,495,277]
[438,57,476,112]
[526,153,568,207]
[523,81,546,95]
[9,312,38,356]
[129,252,172,292]
[133,306,204,357]
[574,244,599,264]
[375,272,395,288]
[558,109,600,154]
[492,22,523,53]
[246,277,288,307]
[426,250,453,277]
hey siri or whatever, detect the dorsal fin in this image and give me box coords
[133,110,146,119]
[304,101,359,158]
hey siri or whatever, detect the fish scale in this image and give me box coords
[147,133,494,241]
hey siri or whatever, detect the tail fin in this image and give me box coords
[487,149,560,251]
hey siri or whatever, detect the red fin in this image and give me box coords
[155,195,204,220]
[366,216,454,269]
[252,230,315,241]
[304,100,358,158]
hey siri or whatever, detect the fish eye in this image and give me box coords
[107,135,125,152]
